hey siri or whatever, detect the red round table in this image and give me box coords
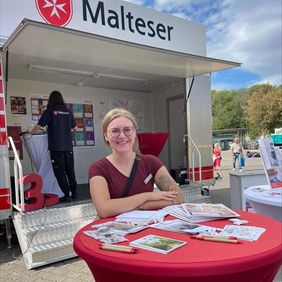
[73,211,282,282]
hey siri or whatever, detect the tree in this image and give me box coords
[245,85,282,138]
[211,90,246,130]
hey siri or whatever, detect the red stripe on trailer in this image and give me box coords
[0,188,11,210]
[0,114,5,128]
[188,166,214,181]
[0,96,4,111]
[0,197,11,210]
[0,65,2,76]
[0,80,3,93]
[0,132,7,145]
[0,188,10,195]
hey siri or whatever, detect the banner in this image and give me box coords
[258,138,282,188]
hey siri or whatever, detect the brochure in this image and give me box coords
[115,209,168,225]
[151,219,216,235]
[91,221,148,234]
[258,138,282,188]
[83,221,148,244]
[164,204,239,223]
[182,203,240,218]
[83,230,127,244]
[130,235,187,254]
[218,225,266,241]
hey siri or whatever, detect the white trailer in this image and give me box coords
[0,0,240,268]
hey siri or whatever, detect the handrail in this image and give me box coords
[183,134,202,183]
[8,136,24,212]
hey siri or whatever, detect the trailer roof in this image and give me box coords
[1,19,241,93]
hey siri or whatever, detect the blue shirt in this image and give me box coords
[38,106,76,151]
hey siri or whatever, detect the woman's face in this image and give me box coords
[105,116,136,154]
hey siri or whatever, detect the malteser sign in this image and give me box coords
[0,0,206,55]
[82,0,174,41]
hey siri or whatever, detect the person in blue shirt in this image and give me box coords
[30,90,77,202]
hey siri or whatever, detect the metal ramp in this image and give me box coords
[12,201,96,269]
[180,183,212,204]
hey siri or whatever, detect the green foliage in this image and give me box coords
[244,85,282,138]
[211,90,246,130]
[212,84,282,139]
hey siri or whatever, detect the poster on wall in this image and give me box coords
[30,98,95,146]
[66,102,95,146]
[31,98,48,121]
[10,96,27,114]
[258,138,282,188]
[98,98,144,130]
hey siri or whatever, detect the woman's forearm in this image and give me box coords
[139,199,173,210]
[95,193,150,218]
[95,190,180,218]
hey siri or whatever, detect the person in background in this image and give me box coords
[30,90,77,202]
[230,137,243,171]
[213,143,222,171]
[88,108,184,218]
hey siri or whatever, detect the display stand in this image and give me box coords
[243,185,282,222]
[230,170,268,210]
[258,138,282,188]
[24,134,63,197]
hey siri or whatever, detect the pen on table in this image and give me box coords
[191,235,238,244]
[99,244,138,253]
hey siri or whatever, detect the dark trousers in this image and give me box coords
[50,151,77,197]
[233,152,241,169]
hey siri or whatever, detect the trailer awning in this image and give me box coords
[1,19,241,92]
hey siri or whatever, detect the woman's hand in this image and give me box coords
[154,166,184,204]
[148,190,179,202]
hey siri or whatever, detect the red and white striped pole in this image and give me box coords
[0,57,12,220]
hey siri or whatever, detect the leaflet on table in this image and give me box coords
[218,225,266,241]
[163,204,239,223]
[91,221,148,234]
[84,230,128,244]
[150,219,217,235]
[129,235,187,254]
[163,205,217,223]
[83,221,148,244]
[115,209,168,225]
[258,138,282,188]
[182,203,240,218]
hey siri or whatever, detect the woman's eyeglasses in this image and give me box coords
[108,126,135,138]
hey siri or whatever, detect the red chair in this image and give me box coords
[137,132,169,157]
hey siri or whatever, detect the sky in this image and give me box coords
[125,0,282,90]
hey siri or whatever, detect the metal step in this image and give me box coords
[23,217,93,246]
[15,202,95,229]
[12,201,96,269]
[179,184,212,203]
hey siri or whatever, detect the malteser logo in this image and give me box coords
[35,0,73,27]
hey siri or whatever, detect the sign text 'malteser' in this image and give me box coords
[82,0,174,41]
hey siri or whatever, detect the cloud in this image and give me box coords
[208,0,282,86]
[125,0,282,87]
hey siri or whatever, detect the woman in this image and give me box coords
[30,90,77,202]
[88,108,184,218]
[213,143,222,171]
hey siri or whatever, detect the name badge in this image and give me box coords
[144,174,153,184]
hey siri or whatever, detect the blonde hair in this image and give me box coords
[214,143,221,149]
[102,108,140,153]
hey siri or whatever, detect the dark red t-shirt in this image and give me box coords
[88,154,163,198]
